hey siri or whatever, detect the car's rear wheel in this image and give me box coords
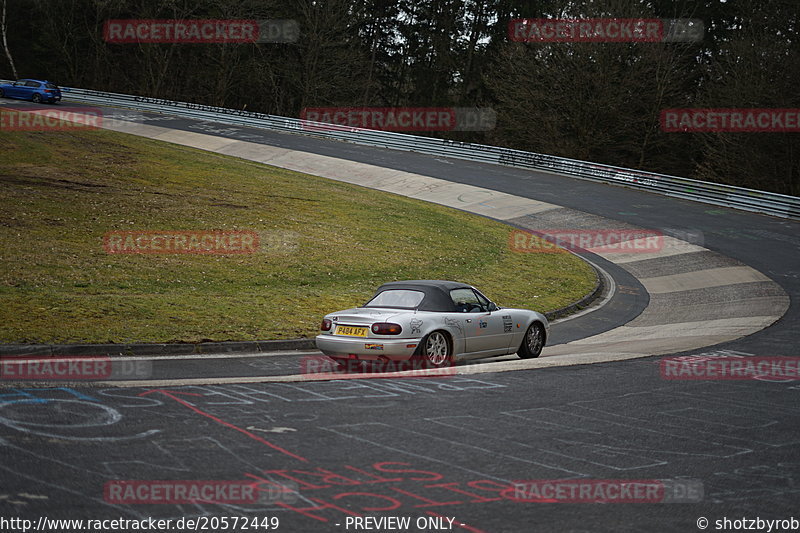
[32,93,42,103]
[0,89,5,98]
[415,330,452,368]
[517,322,545,359]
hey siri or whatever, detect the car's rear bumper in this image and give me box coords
[315,334,422,361]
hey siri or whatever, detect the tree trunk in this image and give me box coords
[1,0,18,79]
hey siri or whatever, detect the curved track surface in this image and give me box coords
[89,104,791,381]
[1,100,799,532]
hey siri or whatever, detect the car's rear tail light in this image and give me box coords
[321,319,332,331]
[44,89,53,93]
[371,322,402,335]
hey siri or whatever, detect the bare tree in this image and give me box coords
[485,0,699,174]
[1,0,17,78]
[695,5,800,195]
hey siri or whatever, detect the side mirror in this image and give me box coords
[487,302,498,312]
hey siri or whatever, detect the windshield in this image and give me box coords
[363,289,424,309]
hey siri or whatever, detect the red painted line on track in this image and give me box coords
[140,389,307,462]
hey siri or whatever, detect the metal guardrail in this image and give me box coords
[5,82,798,219]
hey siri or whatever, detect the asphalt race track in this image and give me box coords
[1,100,799,532]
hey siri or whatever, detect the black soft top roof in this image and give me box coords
[365,280,474,312]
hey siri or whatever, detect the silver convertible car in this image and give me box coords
[315,280,549,369]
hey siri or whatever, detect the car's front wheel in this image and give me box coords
[0,88,4,98]
[32,93,42,103]
[415,330,452,368]
[517,322,545,359]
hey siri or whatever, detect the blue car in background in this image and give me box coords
[0,79,62,103]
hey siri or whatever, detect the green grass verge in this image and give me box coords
[0,119,595,343]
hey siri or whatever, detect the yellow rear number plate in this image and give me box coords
[334,325,369,337]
